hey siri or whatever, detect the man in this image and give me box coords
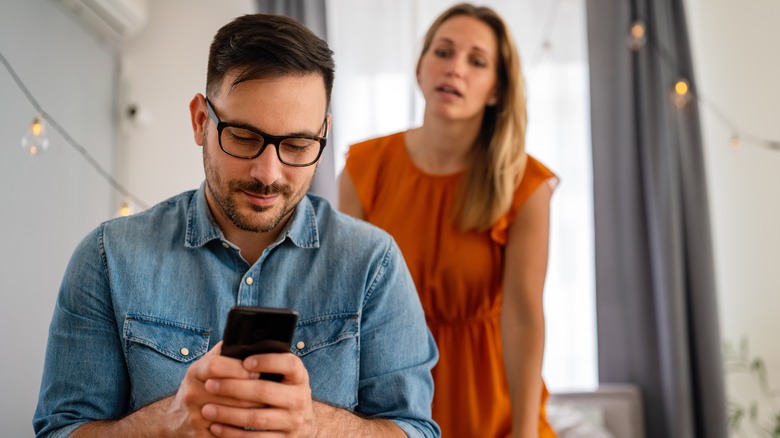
[33,14,439,438]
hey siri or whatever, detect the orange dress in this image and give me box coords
[345,132,557,438]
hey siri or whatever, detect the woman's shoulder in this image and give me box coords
[513,153,558,207]
[522,154,557,186]
[489,154,558,245]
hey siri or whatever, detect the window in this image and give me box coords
[327,0,597,392]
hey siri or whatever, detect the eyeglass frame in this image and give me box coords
[205,98,328,167]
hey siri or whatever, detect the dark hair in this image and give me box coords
[206,14,335,105]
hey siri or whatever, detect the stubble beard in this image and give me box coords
[203,136,312,233]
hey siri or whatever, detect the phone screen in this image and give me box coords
[221,306,299,381]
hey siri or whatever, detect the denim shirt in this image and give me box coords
[34,186,440,438]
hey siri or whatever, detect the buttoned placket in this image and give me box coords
[236,243,277,306]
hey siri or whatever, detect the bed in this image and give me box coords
[547,383,645,438]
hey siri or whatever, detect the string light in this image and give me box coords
[730,135,742,152]
[672,78,691,108]
[118,200,133,217]
[529,0,564,65]
[627,17,779,153]
[530,2,780,153]
[627,20,646,51]
[0,49,149,210]
[21,114,50,156]
[532,4,778,153]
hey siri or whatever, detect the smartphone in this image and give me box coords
[221,306,299,382]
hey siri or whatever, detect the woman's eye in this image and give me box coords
[471,58,487,68]
[434,48,450,58]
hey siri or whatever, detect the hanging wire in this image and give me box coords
[630,6,779,153]
[527,0,779,153]
[528,0,565,66]
[0,49,150,209]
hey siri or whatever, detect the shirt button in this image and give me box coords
[296,341,305,350]
[245,277,253,285]
[222,242,229,248]
[180,348,190,356]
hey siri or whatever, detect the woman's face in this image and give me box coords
[417,15,499,123]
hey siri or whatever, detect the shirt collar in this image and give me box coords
[185,183,320,250]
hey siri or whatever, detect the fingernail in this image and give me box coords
[246,357,257,368]
[210,423,223,436]
[202,404,217,419]
[205,379,219,393]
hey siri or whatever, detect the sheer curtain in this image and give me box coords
[326,0,597,392]
[256,0,337,201]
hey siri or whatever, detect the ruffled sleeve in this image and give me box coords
[489,154,559,245]
[344,133,403,216]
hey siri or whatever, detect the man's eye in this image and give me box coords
[228,129,260,144]
[282,139,315,151]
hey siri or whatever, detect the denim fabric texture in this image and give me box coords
[33,185,440,438]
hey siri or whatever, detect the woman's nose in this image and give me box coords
[445,56,465,77]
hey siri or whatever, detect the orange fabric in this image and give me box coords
[346,132,558,438]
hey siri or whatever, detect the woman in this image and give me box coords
[339,3,557,437]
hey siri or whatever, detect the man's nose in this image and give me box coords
[248,143,283,185]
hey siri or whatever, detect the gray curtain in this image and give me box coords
[586,0,727,437]
[256,0,337,203]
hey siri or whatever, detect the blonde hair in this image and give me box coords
[418,3,528,232]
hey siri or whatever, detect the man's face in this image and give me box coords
[194,73,328,237]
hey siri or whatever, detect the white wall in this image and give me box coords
[0,2,253,436]
[117,0,256,209]
[685,0,780,431]
[0,1,116,436]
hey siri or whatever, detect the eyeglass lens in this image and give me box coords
[220,126,321,165]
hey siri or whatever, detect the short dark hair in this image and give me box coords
[206,14,335,105]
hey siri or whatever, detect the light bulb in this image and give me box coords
[21,114,50,156]
[118,201,133,217]
[730,135,742,151]
[671,79,691,108]
[674,80,689,95]
[627,20,647,51]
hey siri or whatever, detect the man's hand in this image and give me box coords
[196,344,316,437]
[72,341,406,438]
[72,341,269,438]
[165,341,267,436]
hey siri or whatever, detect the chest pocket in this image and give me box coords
[123,315,211,409]
[291,313,359,409]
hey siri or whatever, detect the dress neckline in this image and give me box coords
[398,131,465,181]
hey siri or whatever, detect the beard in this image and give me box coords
[203,135,311,233]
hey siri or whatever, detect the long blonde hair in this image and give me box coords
[418,3,528,232]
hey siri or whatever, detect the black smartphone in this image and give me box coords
[221,306,299,382]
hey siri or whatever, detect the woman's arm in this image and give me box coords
[338,170,366,219]
[501,181,554,438]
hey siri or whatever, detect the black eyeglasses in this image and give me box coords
[205,98,327,167]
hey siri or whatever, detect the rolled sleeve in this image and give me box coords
[33,225,130,437]
[358,238,440,437]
